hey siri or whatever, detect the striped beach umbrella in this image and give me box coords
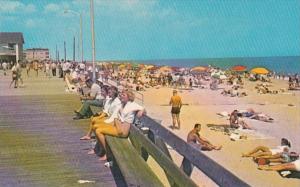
[251,67,269,74]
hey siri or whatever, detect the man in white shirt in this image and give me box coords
[16,61,23,86]
[45,62,51,78]
[73,79,106,120]
[2,61,7,76]
[79,62,85,73]
[51,62,57,76]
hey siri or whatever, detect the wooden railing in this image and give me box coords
[129,116,250,187]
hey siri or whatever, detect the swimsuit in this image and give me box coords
[171,107,180,114]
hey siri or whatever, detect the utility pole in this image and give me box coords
[64,10,83,63]
[64,41,66,61]
[90,0,96,82]
[55,44,58,62]
[73,36,75,62]
[80,13,83,63]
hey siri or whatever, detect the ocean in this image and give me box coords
[140,56,300,74]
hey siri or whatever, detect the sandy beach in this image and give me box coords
[139,77,300,186]
[2,63,299,187]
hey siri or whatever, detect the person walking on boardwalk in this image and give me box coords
[26,61,31,77]
[16,61,23,86]
[51,61,57,76]
[2,61,7,76]
[9,63,18,88]
[33,60,38,77]
[169,89,182,129]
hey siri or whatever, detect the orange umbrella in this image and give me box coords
[251,67,269,74]
[190,66,208,72]
[159,66,173,73]
[231,65,247,72]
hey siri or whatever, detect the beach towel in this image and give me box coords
[216,111,229,117]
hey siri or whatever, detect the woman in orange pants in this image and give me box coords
[95,89,145,161]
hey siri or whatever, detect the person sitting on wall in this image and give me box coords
[73,79,106,120]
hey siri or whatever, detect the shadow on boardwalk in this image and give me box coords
[0,71,125,186]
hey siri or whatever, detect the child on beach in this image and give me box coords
[187,124,222,151]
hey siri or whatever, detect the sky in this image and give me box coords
[0,0,299,61]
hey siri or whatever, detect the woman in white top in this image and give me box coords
[242,138,291,158]
[95,89,145,161]
[80,86,121,140]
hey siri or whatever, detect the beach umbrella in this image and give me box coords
[145,65,154,70]
[159,66,173,73]
[190,66,208,72]
[138,64,145,68]
[171,66,182,72]
[251,67,269,75]
[131,63,139,69]
[231,65,247,72]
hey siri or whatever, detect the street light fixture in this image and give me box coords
[64,9,84,63]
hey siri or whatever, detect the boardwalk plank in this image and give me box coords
[0,74,124,186]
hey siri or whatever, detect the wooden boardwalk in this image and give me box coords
[0,71,125,186]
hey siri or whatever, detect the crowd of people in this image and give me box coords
[1,59,298,178]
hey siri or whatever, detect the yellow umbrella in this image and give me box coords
[118,64,127,69]
[251,67,269,74]
[145,65,154,70]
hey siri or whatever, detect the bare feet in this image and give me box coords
[87,149,95,155]
[80,135,91,140]
[215,145,222,150]
[258,165,269,170]
[242,153,251,157]
[99,154,107,161]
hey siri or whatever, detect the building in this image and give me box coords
[24,48,50,61]
[0,32,24,63]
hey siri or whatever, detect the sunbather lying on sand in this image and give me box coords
[249,113,274,122]
[187,124,222,151]
[258,159,300,172]
[242,138,291,158]
[253,151,299,164]
[218,109,274,123]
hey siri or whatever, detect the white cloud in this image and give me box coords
[24,18,45,28]
[24,4,36,13]
[44,3,60,13]
[44,2,72,16]
[0,0,21,12]
[25,19,36,28]
[0,0,36,13]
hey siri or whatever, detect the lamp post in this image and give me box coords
[64,9,83,63]
[65,27,78,62]
[90,0,96,82]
